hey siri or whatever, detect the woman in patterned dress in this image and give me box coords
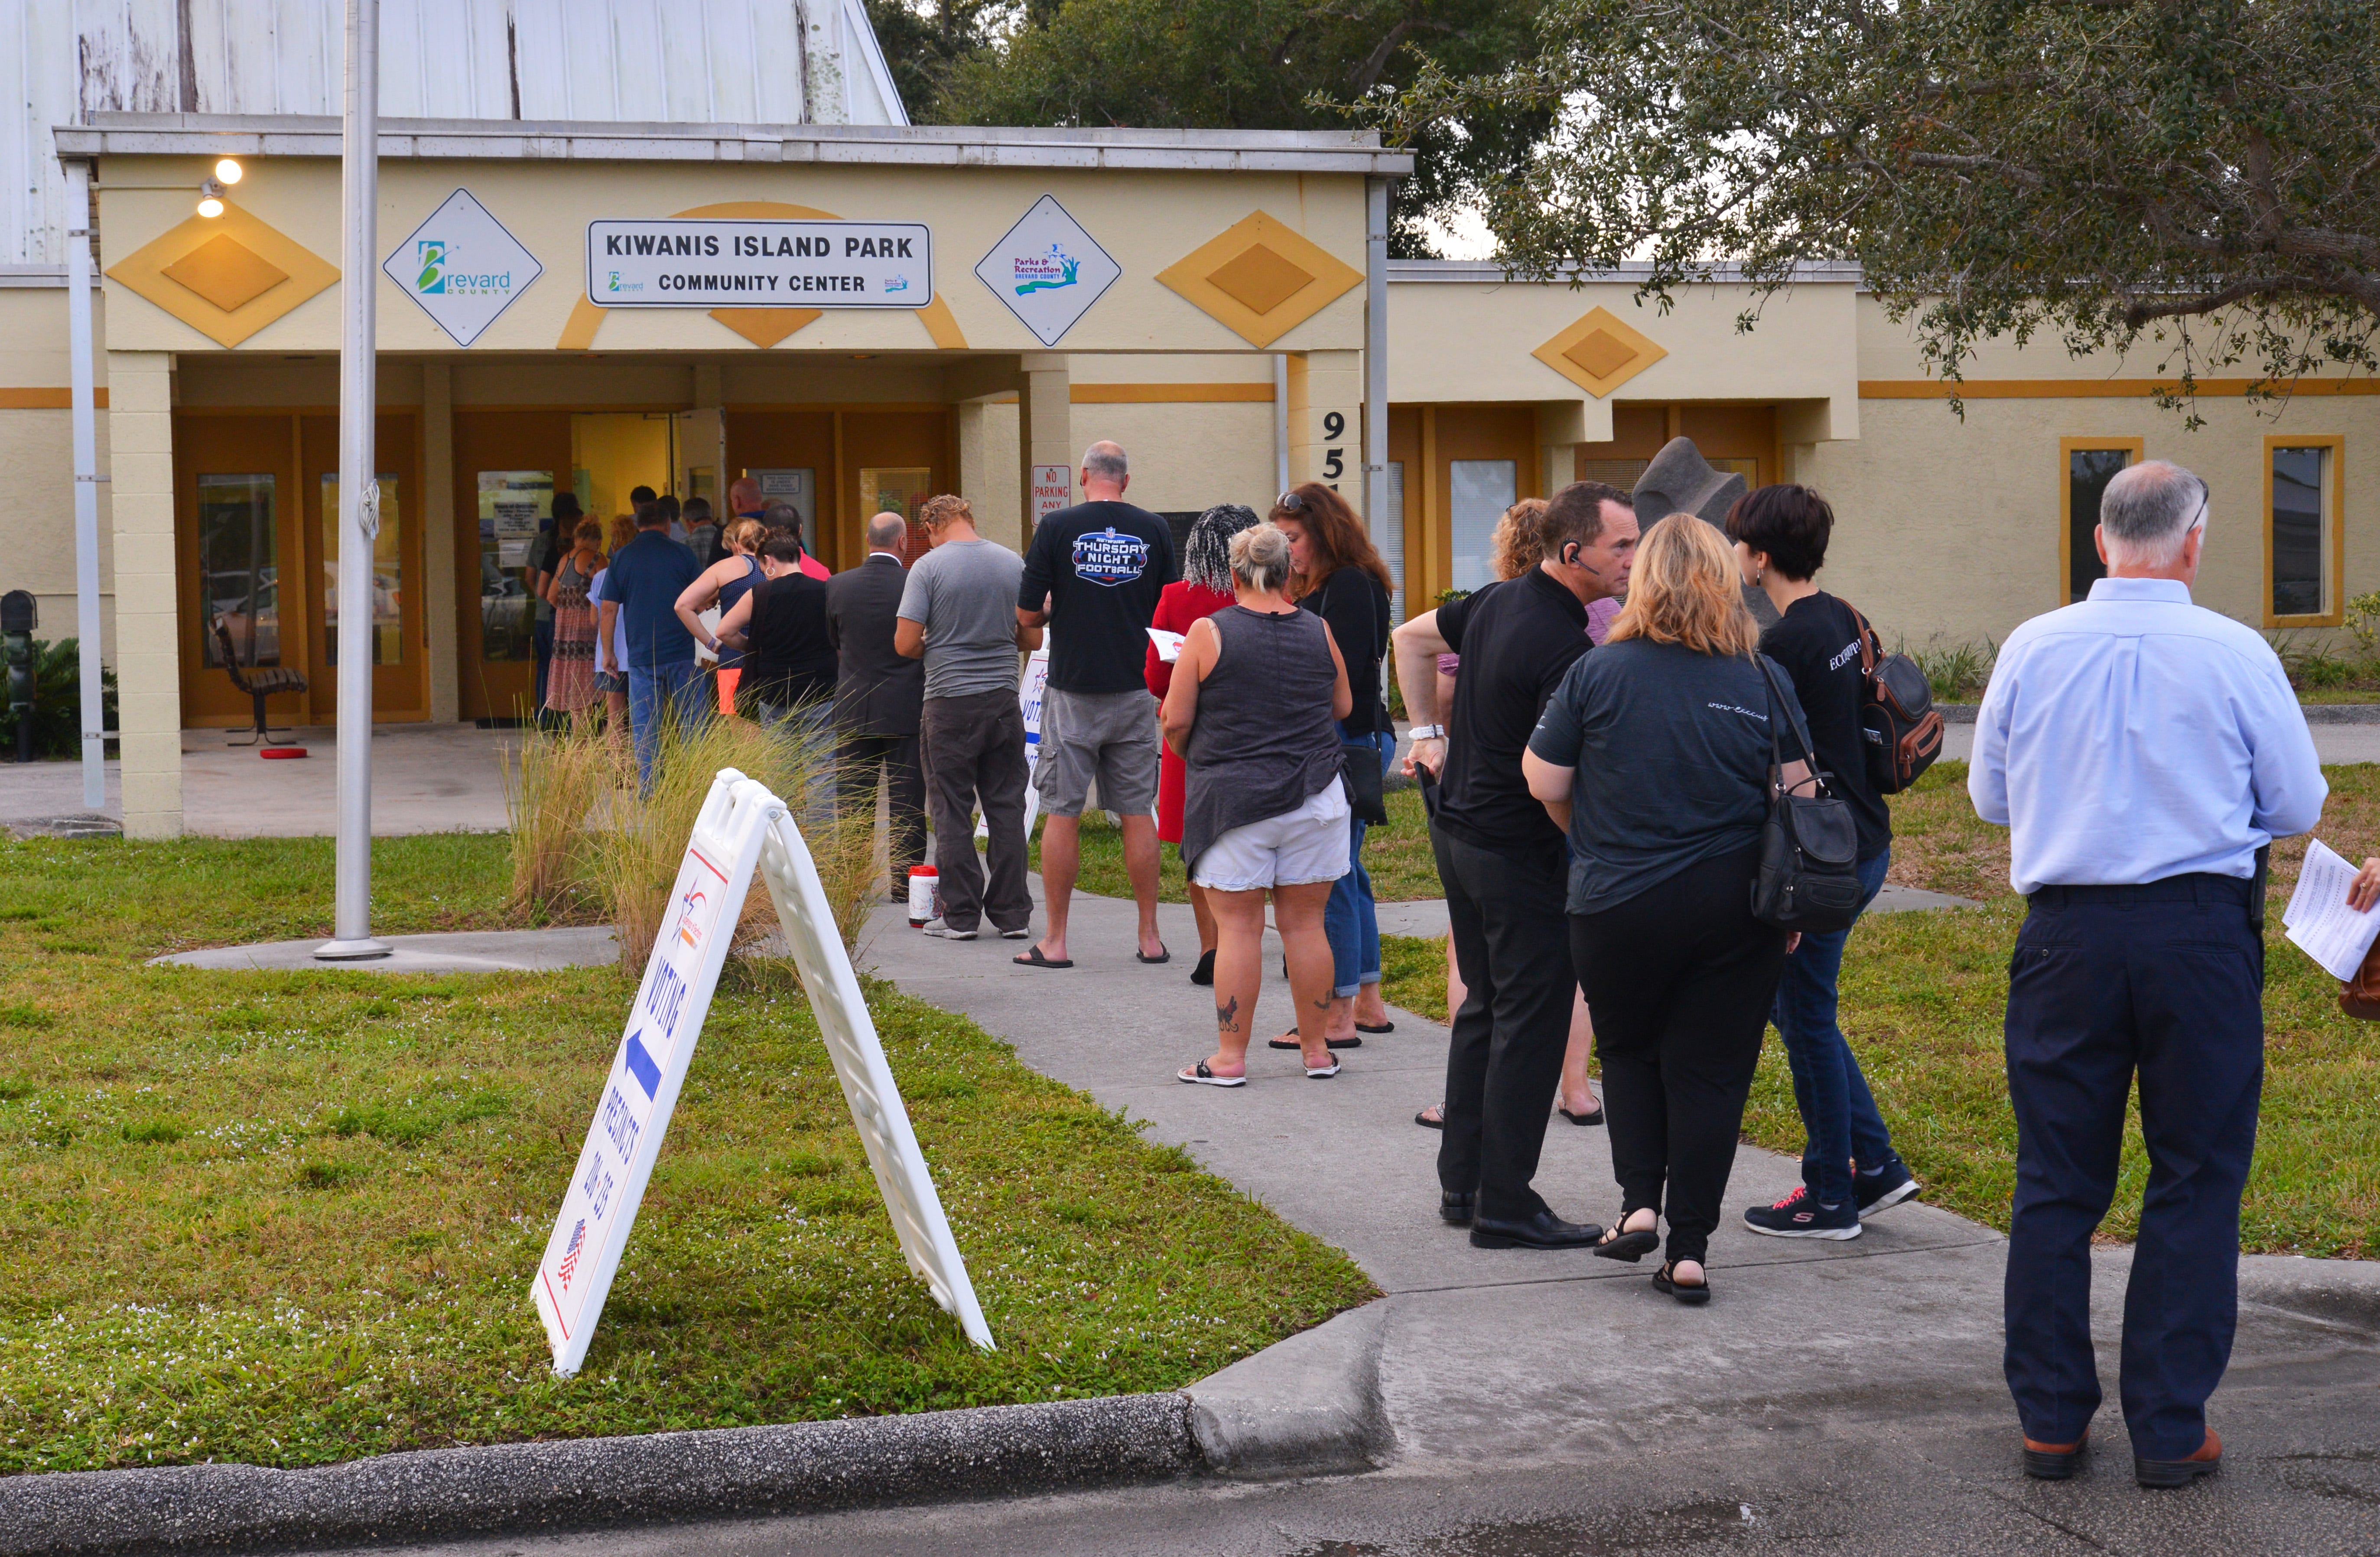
[543,514,605,717]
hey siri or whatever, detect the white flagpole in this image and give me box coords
[318,0,390,960]
[64,159,104,813]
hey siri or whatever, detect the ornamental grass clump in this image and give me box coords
[502,715,616,916]
[585,697,877,972]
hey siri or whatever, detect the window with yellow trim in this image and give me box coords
[2066,444,2136,603]
[2269,441,2339,623]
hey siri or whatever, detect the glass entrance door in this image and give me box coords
[453,410,572,722]
[302,414,426,722]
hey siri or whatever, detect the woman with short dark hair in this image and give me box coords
[1271,482,1397,1050]
[1724,484,1920,1240]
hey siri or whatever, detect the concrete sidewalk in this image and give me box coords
[836,884,2380,1547]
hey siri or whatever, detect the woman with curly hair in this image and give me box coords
[1146,504,1263,985]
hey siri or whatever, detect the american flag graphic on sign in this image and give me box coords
[556,1218,586,1288]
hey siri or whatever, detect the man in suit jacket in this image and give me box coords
[828,511,928,894]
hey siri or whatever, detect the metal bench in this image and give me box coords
[213,616,307,747]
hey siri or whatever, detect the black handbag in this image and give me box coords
[1336,574,1391,827]
[1749,657,1864,932]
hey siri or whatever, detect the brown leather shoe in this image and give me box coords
[2022,1428,2088,1480]
[2134,1428,2221,1489]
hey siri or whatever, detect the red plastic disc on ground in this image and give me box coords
[260,747,309,759]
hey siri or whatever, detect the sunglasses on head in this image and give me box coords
[1276,490,1308,514]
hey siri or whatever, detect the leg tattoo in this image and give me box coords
[1216,995,1241,1034]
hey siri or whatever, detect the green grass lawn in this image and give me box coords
[1382,761,2380,1259]
[1031,785,1444,905]
[0,835,1372,1475]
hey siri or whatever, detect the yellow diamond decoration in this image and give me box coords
[160,234,290,313]
[105,198,339,348]
[1208,244,1314,316]
[1532,306,1668,398]
[1156,212,1365,349]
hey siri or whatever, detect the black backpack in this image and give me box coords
[1846,604,1944,794]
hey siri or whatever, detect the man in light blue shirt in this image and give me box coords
[1971,459,2325,1489]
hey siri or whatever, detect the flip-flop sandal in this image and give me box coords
[1304,1056,1341,1079]
[1137,947,1170,964]
[1013,946,1073,969]
[1356,1021,1395,1034]
[1415,1104,1444,1129]
[1268,1033,1360,1050]
[1177,1060,1245,1087]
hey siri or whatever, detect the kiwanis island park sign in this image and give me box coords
[586,218,933,309]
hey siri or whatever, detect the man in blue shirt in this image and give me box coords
[596,501,704,790]
[1971,458,2325,1489]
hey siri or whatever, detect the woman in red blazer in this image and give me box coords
[1146,504,1261,987]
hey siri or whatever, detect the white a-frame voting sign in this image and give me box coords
[533,770,993,1377]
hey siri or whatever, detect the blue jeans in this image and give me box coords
[1772,847,1901,1206]
[627,659,704,792]
[1325,727,1395,998]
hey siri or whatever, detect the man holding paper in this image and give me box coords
[1971,459,2325,1489]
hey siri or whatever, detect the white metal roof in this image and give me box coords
[59,115,1411,175]
[3,0,909,267]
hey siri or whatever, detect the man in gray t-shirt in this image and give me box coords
[893,496,1041,939]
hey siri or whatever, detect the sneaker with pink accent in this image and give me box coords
[1743,1184,1862,1239]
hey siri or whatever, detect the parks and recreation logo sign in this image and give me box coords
[974,194,1120,346]
[383,188,543,347]
[586,219,933,309]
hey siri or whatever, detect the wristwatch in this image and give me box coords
[1408,724,1446,741]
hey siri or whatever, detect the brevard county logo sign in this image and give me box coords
[383,189,543,347]
[974,195,1120,347]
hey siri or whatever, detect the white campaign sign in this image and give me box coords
[588,220,931,309]
[974,196,1121,347]
[385,189,545,348]
[980,647,1054,845]
[534,771,992,1377]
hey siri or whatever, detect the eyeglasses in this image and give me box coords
[1275,490,1308,514]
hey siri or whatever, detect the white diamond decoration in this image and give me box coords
[974,195,1121,348]
[383,188,545,348]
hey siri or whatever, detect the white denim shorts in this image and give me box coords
[1192,782,1352,892]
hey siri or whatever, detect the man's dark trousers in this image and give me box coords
[839,731,926,887]
[1433,826,1573,1222]
[918,690,1033,936]
[2003,873,2263,1462]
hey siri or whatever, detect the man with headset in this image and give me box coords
[1390,480,1639,1249]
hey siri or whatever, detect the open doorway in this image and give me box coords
[570,413,674,529]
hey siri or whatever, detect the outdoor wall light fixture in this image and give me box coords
[215,158,244,185]
[196,179,227,218]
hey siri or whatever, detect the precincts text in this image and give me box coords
[586,219,933,309]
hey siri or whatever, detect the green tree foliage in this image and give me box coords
[862,0,1011,121]
[1388,0,2380,406]
[912,0,1548,255]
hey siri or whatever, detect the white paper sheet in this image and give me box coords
[2282,839,2380,981]
[1146,626,1186,663]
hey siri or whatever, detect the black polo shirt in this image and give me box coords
[1433,567,1593,858]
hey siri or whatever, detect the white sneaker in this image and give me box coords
[999,926,1032,939]
[922,920,977,940]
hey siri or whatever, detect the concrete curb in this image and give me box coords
[1184,1300,1392,1478]
[0,1308,1396,1556]
[0,1394,1198,1556]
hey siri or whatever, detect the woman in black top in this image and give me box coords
[1725,485,1919,1241]
[717,534,839,811]
[1274,483,1397,1052]
[1522,514,1811,1303]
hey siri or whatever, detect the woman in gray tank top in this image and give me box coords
[1159,524,1353,1086]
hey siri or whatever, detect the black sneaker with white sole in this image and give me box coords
[1743,1185,1862,1239]
[1856,1160,1922,1219]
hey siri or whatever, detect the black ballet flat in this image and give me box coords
[1653,1261,1711,1305]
